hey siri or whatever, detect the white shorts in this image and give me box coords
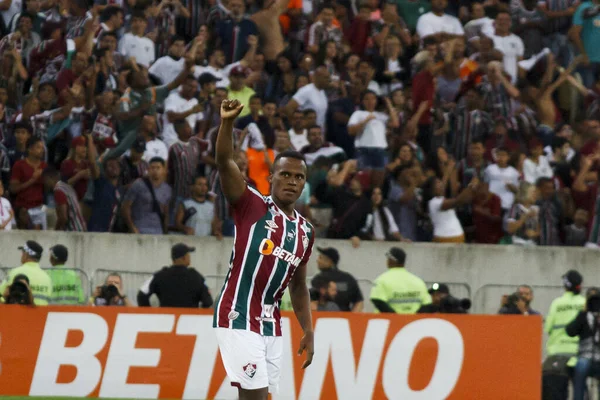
[215,327,282,393]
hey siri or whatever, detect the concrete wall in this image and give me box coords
[1,231,598,313]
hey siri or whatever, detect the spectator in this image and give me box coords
[214,0,258,64]
[148,35,186,86]
[388,164,419,241]
[283,65,330,130]
[307,3,343,54]
[518,284,541,315]
[118,10,156,68]
[565,208,589,246]
[9,136,47,229]
[235,95,275,148]
[415,0,464,44]
[300,125,346,166]
[43,166,87,232]
[542,270,585,399]
[484,147,520,213]
[92,272,130,306]
[46,244,85,305]
[488,11,524,83]
[119,137,149,189]
[139,115,168,163]
[162,74,204,147]
[60,136,90,200]
[370,247,430,313]
[523,138,554,184]
[472,181,503,244]
[536,176,564,246]
[288,109,308,151]
[175,175,220,237]
[357,187,404,243]
[506,183,540,245]
[417,283,449,313]
[0,240,52,305]
[167,120,208,200]
[122,157,171,234]
[310,247,364,312]
[570,0,600,87]
[0,180,14,230]
[137,243,213,308]
[310,278,340,311]
[227,65,255,118]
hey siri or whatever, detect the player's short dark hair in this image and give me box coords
[149,157,166,166]
[272,151,306,172]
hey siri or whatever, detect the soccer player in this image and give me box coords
[213,99,315,400]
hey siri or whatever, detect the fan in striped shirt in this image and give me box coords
[213,99,315,399]
[43,167,87,232]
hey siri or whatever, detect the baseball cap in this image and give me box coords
[18,240,44,259]
[132,137,146,153]
[198,72,221,86]
[386,247,406,265]
[429,283,450,295]
[50,244,69,263]
[317,247,339,265]
[171,243,196,260]
[71,136,87,148]
[229,65,248,77]
[563,270,583,290]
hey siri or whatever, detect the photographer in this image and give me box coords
[499,292,529,315]
[3,274,35,305]
[566,288,600,400]
[92,273,131,306]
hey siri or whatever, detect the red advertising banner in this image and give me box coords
[0,306,542,399]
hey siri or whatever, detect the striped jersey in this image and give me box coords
[214,186,315,337]
[54,181,87,232]
[168,137,209,199]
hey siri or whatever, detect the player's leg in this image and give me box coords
[265,335,283,395]
[215,328,270,400]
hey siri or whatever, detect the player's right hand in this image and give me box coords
[220,99,244,121]
[298,330,314,369]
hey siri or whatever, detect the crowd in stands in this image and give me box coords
[1,0,600,248]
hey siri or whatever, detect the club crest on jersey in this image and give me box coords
[228,310,239,320]
[265,219,278,233]
[259,238,302,267]
[243,363,257,378]
[302,234,310,248]
[286,230,296,242]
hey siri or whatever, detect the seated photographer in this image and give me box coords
[498,292,530,315]
[418,283,471,314]
[310,278,340,312]
[92,273,131,306]
[2,274,35,305]
[566,287,600,400]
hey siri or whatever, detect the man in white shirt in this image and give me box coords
[487,11,524,83]
[140,115,169,163]
[283,66,330,129]
[148,35,186,86]
[484,147,521,211]
[162,75,204,147]
[288,110,309,151]
[416,0,464,44]
[118,10,155,68]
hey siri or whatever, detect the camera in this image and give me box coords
[440,295,471,314]
[6,280,33,305]
[94,284,122,306]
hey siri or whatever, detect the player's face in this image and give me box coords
[269,157,306,206]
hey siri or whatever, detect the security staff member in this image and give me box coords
[370,247,431,314]
[310,247,364,312]
[417,283,450,313]
[46,244,86,305]
[137,243,213,308]
[542,270,586,400]
[0,241,53,305]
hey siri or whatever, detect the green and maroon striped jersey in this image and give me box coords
[213,186,315,336]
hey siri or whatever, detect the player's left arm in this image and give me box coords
[289,262,314,369]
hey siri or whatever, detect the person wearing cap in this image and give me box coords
[138,115,169,164]
[542,270,586,398]
[119,137,149,189]
[310,247,364,312]
[417,283,450,313]
[227,65,255,118]
[137,243,213,308]
[370,247,430,314]
[162,74,205,147]
[59,135,91,200]
[46,244,85,305]
[199,72,221,99]
[0,241,53,305]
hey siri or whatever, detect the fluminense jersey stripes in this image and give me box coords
[213,186,315,337]
[54,181,87,232]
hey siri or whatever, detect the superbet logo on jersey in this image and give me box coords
[258,238,302,267]
[0,307,541,400]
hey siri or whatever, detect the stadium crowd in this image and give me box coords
[0,0,600,248]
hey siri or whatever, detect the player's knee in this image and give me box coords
[238,386,269,400]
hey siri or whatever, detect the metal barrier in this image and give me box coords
[472,284,565,315]
[92,269,154,306]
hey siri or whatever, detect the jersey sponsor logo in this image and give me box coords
[286,231,296,242]
[259,239,302,267]
[243,363,257,378]
[228,311,239,320]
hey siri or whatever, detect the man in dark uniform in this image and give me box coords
[417,283,450,313]
[310,247,363,312]
[137,243,213,308]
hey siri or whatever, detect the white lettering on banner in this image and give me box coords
[30,312,108,397]
[298,318,390,400]
[176,315,220,399]
[382,319,464,400]
[99,314,175,398]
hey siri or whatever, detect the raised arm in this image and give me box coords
[215,99,247,205]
